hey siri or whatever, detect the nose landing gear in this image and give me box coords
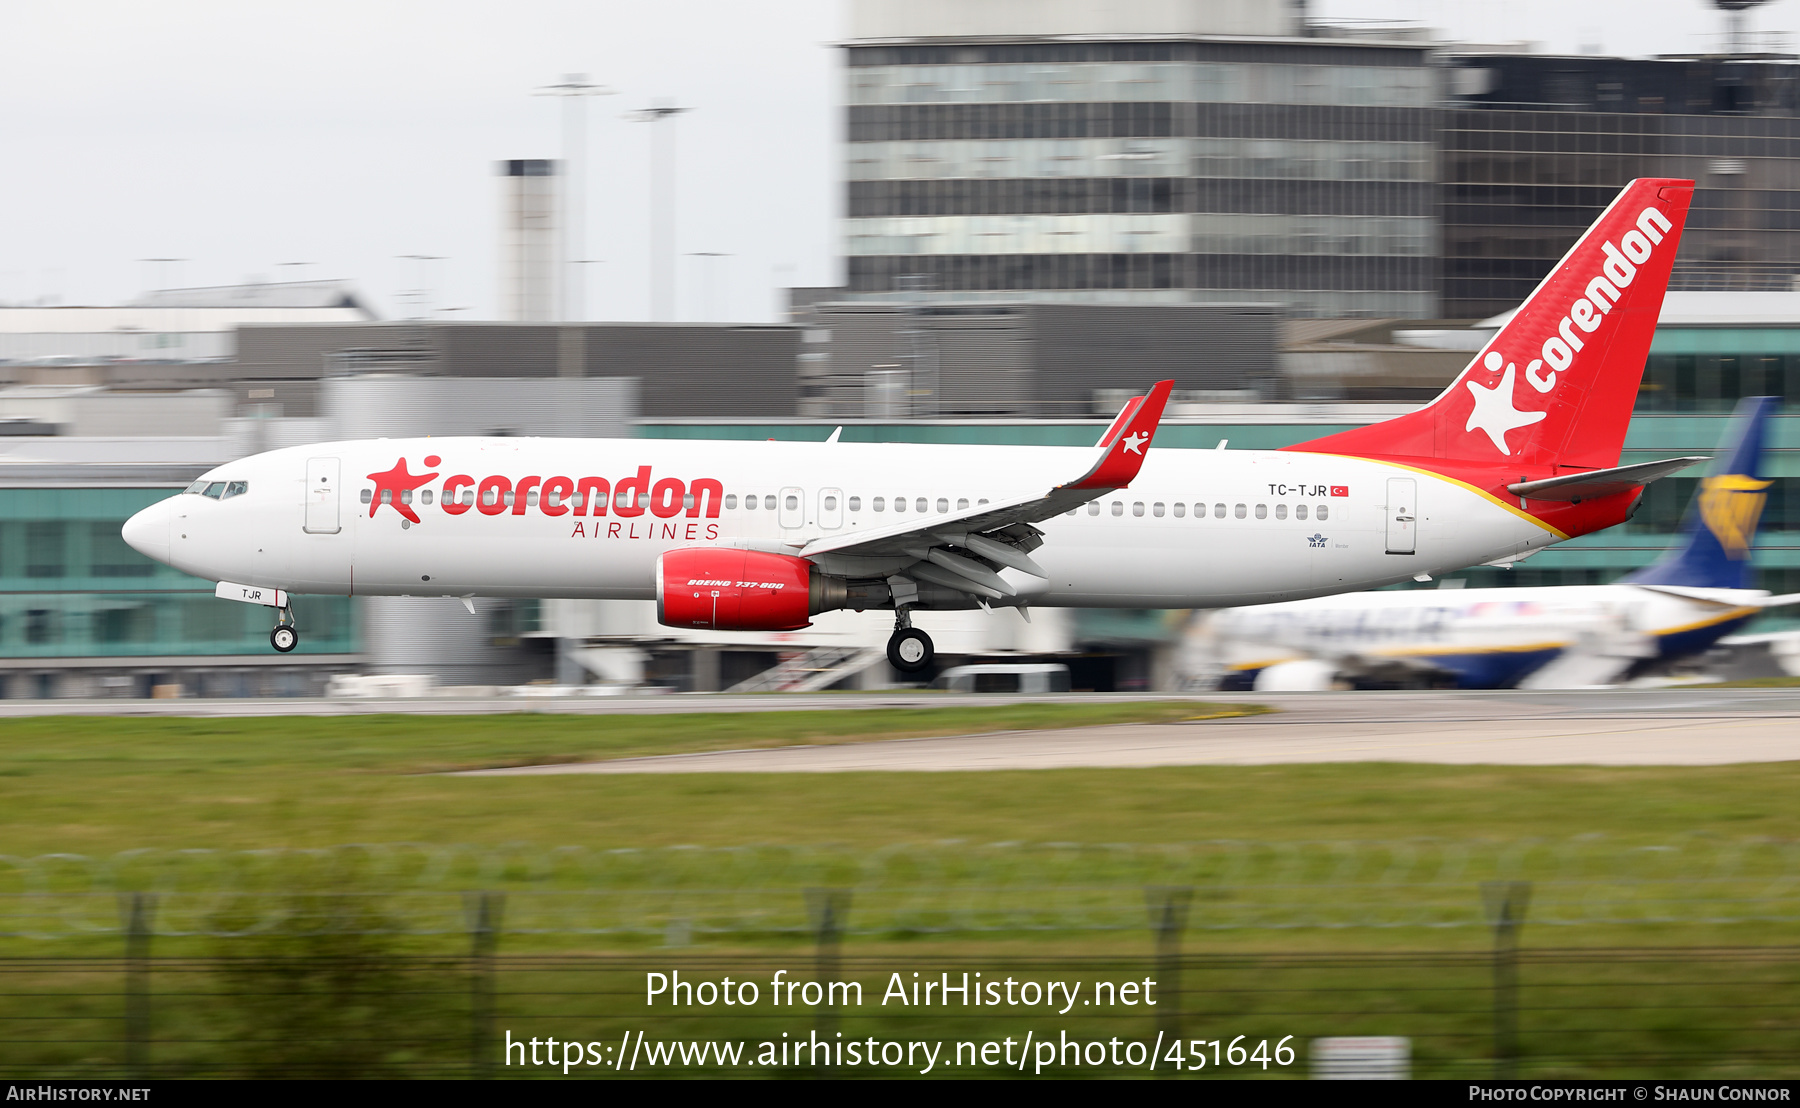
[886,608,934,675]
[270,606,298,653]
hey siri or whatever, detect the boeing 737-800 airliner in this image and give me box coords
[123,178,1703,673]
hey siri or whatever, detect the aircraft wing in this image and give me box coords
[794,380,1173,599]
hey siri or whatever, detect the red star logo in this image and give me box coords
[367,455,440,523]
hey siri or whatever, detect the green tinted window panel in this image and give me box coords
[0,593,355,658]
[1651,329,1800,357]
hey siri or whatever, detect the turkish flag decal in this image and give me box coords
[1330,486,1349,497]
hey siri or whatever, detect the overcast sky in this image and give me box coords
[0,0,1792,322]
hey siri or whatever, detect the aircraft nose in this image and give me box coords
[122,501,171,565]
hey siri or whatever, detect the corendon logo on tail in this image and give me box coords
[1465,204,1674,456]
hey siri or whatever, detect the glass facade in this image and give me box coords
[0,488,355,661]
[1637,329,1800,413]
[1442,56,1800,318]
[844,40,1440,317]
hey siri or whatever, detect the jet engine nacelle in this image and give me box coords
[657,547,851,631]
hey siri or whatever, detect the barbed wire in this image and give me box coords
[3,837,1799,939]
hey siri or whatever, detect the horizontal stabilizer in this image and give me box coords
[1508,456,1707,501]
[1630,584,1800,610]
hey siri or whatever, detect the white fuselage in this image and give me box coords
[1207,584,1760,679]
[124,437,1563,609]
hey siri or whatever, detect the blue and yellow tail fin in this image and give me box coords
[1623,395,1778,590]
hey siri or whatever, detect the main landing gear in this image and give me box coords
[886,609,934,675]
[270,606,298,653]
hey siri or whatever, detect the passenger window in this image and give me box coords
[1255,504,1267,519]
[1296,504,1307,520]
[223,481,248,500]
[381,489,394,505]
[763,495,776,510]
[401,489,414,505]
[978,499,989,506]
[744,495,756,510]
[936,498,948,513]
[1111,502,1123,517]
[1132,502,1144,517]
[421,489,433,505]
[916,498,928,513]
[1317,504,1329,521]
[1275,504,1287,520]
[848,496,861,511]
[1086,502,1100,516]
[684,493,695,509]
[895,497,907,514]
[1173,502,1185,518]
[785,494,799,511]
[503,491,515,507]
[873,497,884,512]
[462,489,475,506]
[956,498,968,510]
[360,489,373,504]
[725,494,738,509]
[1234,503,1246,519]
[823,495,838,511]
[1214,503,1226,518]
[527,491,539,506]
[204,482,226,499]
[1152,502,1164,517]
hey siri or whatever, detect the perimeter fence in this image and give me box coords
[4,842,1800,1078]
[4,837,1800,939]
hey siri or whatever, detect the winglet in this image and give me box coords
[1094,395,1145,449]
[1063,380,1173,490]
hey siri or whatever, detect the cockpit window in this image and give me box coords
[185,479,209,495]
[203,482,227,499]
[222,481,248,500]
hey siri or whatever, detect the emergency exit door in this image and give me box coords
[304,457,341,534]
[1385,477,1416,555]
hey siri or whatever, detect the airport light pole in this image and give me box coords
[396,254,446,320]
[627,100,691,322]
[687,252,730,321]
[138,258,187,295]
[535,74,616,322]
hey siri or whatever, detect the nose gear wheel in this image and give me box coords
[270,606,298,653]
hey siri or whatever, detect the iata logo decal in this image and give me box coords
[1699,474,1772,559]
[1307,533,1327,548]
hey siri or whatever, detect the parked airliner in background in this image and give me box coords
[1207,397,1799,691]
[124,179,1702,674]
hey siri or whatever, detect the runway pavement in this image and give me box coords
[450,687,1800,774]
[9,687,1800,769]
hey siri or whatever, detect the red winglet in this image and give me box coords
[1094,395,1145,449]
[1064,380,1173,490]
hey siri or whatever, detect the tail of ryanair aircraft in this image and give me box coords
[1289,178,1694,473]
[1624,395,1778,591]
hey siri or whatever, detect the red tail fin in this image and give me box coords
[1288,178,1693,471]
